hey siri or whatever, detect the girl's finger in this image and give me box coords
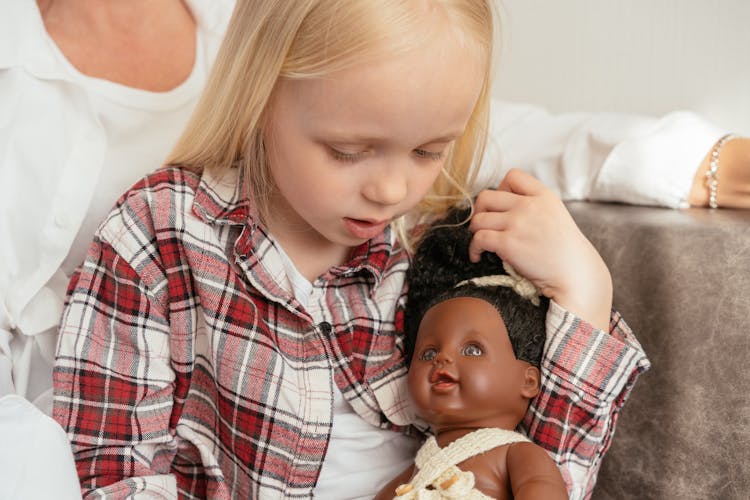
[468,209,510,234]
[467,227,511,263]
[472,188,521,214]
[496,168,546,196]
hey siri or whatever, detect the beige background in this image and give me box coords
[492,0,750,135]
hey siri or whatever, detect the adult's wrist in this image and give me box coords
[689,135,748,208]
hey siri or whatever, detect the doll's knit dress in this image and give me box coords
[393,428,530,499]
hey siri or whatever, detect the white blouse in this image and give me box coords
[0,0,234,409]
[0,2,233,498]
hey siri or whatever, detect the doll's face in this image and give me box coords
[407,296,540,433]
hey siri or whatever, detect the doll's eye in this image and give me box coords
[419,348,437,361]
[461,343,483,357]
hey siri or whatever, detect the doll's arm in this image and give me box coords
[506,442,568,500]
[373,464,415,500]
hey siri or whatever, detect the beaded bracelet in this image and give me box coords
[705,133,736,209]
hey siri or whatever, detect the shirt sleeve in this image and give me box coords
[521,301,650,500]
[53,235,179,499]
[477,99,726,208]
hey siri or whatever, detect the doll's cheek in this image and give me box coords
[406,368,421,394]
[463,370,495,395]
[406,368,429,402]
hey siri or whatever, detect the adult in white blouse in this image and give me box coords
[1,0,749,498]
[0,1,233,498]
[0,0,234,411]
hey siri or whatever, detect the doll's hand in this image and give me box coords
[689,137,750,208]
[468,169,612,331]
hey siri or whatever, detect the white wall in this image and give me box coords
[492,0,750,135]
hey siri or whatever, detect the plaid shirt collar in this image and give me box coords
[190,166,394,292]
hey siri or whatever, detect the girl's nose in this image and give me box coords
[362,165,407,206]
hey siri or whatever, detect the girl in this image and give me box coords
[53,1,648,499]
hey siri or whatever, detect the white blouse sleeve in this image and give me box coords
[0,395,82,500]
[477,99,727,208]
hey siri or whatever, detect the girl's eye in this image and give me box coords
[414,149,444,161]
[330,146,444,162]
[329,147,367,163]
[419,347,437,361]
[461,343,483,357]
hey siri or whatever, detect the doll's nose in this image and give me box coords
[433,351,452,365]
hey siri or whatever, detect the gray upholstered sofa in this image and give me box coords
[566,202,750,500]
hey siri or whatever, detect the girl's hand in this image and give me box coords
[689,137,750,208]
[468,169,612,331]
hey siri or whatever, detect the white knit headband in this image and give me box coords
[454,262,542,306]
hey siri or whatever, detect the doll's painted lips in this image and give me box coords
[343,218,389,240]
[430,370,458,392]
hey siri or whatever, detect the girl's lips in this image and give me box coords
[343,218,389,240]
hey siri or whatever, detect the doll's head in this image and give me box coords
[405,206,549,432]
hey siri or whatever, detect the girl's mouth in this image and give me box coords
[343,218,389,240]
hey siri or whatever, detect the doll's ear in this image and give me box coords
[520,366,541,399]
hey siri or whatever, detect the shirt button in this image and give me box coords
[319,322,333,335]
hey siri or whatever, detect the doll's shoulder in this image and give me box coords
[504,441,568,499]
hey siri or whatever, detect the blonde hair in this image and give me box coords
[168,0,495,248]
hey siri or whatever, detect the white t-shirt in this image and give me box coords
[276,244,420,499]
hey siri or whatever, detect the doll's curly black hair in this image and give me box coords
[404,205,549,368]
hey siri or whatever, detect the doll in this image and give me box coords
[377,206,568,500]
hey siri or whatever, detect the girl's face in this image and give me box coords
[263,30,485,263]
[407,297,537,433]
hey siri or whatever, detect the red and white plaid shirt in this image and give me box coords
[53,167,649,499]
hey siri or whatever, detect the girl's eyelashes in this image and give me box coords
[329,147,367,163]
[327,145,445,163]
[461,343,483,357]
[414,149,444,161]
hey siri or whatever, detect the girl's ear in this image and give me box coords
[520,366,540,399]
